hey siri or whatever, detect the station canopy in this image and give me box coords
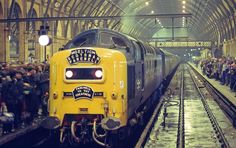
[7,0,235,43]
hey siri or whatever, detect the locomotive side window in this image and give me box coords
[132,41,142,61]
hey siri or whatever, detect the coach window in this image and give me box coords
[137,42,145,59]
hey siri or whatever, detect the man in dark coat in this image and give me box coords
[6,71,24,128]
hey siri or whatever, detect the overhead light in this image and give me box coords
[39,35,50,46]
[183,5,185,9]
[145,2,149,6]
[182,10,185,13]
[151,10,154,14]
[182,1,186,4]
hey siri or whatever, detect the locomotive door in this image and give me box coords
[132,41,144,102]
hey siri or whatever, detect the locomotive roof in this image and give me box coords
[77,28,139,42]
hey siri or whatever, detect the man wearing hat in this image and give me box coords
[6,70,24,129]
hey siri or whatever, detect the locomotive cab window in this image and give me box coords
[65,33,96,48]
[112,37,127,47]
[100,32,112,46]
[100,32,129,52]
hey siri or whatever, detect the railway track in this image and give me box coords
[137,64,236,148]
[187,65,229,147]
[190,64,236,128]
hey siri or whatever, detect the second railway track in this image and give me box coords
[137,63,236,148]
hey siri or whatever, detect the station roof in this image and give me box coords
[5,0,235,43]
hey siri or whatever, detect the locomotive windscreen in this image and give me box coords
[64,33,96,49]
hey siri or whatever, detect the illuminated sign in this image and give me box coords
[67,49,101,64]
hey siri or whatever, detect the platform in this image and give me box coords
[189,62,236,107]
[0,117,44,146]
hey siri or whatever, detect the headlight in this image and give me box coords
[65,70,73,78]
[94,70,103,78]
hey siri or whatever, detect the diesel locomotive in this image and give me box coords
[42,29,180,147]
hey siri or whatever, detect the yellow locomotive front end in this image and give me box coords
[47,47,128,145]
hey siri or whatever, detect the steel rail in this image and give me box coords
[135,96,164,148]
[176,66,185,148]
[135,65,182,148]
[189,64,236,127]
[188,65,230,148]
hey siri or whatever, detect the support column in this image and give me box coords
[19,22,26,62]
[222,41,228,56]
[0,24,5,62]
[229,39,236,57]
[172,17,174,41]
[0,2,8,62]
[35,41,40,63]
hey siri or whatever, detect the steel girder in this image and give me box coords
[64,0,81,37]
[5,0,236,43]
[187,0,236,42]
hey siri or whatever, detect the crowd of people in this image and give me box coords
[0,62,49,135]
[198,56,236,91]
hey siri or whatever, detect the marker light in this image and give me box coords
[66,70,73,78]
[95,70,103,78]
